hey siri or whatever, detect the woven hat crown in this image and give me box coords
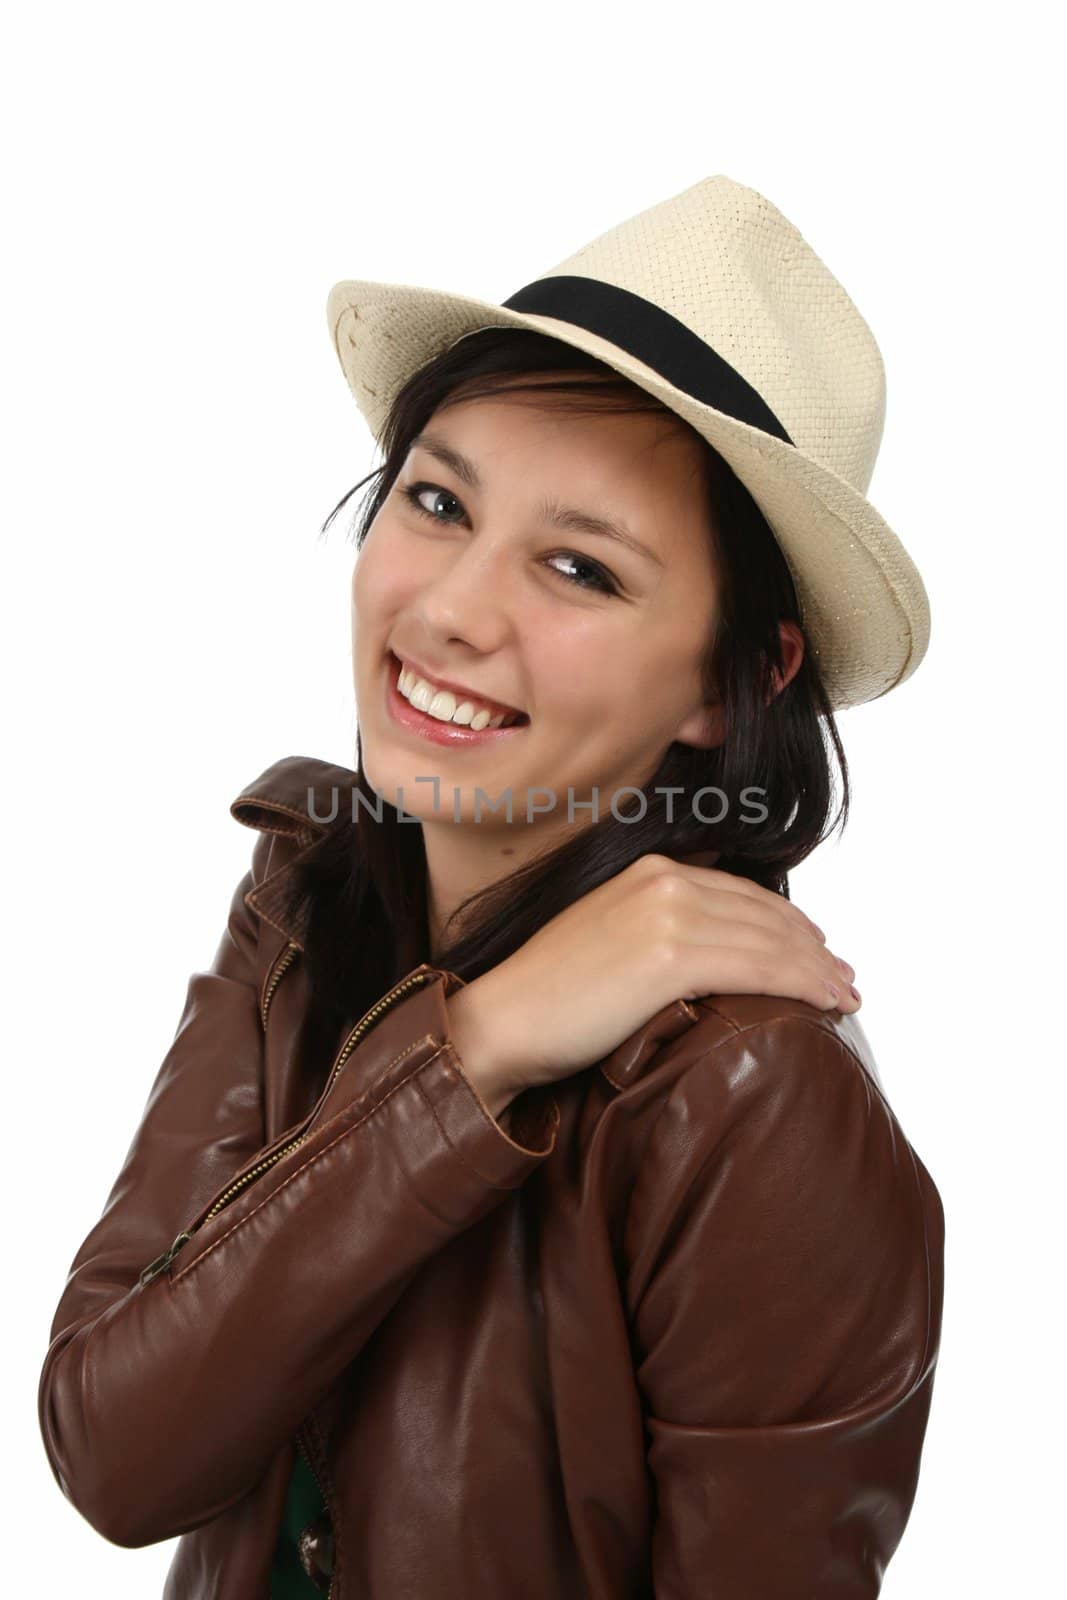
[528,175,887,496]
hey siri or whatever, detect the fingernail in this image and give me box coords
[824,981,841,1003]
[835,956,855,980]
[848,985,861,1003]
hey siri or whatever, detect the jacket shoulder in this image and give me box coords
[229,753,359,843]
[687,990,887,1098]
[601,988,885,1105]
[627,989,943,1370]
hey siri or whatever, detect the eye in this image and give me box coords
[543,551,620,596]
[399,480,621,597]
[401,482,466,524]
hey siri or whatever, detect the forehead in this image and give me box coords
[427,387,700,467]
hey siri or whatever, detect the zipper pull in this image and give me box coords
[139,1229,193,1286]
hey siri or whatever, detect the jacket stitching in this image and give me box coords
[600,999,702,1089]
[688,1006,889,1109]
[171,1035,444,1285]
[234,817,304,837]
[248,900,303,946]
[417,1043,558,1175]
[231,797,329,832]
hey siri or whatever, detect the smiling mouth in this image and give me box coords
[388,651,530,729]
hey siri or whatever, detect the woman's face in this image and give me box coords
[351,384,724,837]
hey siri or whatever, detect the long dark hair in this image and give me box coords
[284,326,849,1073]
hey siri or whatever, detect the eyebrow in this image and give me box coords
[409,430,665,569]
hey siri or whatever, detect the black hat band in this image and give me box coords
[502,274,794,447]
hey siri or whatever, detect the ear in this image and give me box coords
[675,622,806,750]
[768,621,805,700]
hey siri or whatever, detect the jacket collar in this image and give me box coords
[230,756,717,1087]
[230,753,363,847]
[230,754,362,949]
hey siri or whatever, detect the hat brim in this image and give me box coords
[326,279,930,711]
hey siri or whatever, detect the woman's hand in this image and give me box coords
[445,854,860,1115]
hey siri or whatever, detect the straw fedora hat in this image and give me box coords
[325,174,929,711]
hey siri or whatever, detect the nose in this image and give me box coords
[412,542,516,655]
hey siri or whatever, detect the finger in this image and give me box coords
[675,932,862,1014]
[694,916,856,997]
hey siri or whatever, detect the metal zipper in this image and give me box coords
[260,939,300,1030]
[138,941,302,1289]
[139,966,439,1286]
[296,1421,337,1597]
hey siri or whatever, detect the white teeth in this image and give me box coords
[396,659,520,729]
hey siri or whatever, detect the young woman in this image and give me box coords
[38,176,944,1598]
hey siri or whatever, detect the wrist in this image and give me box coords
[444,980,525,1123]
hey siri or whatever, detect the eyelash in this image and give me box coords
[399,482,621,597]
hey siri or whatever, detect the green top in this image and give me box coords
[269,1441,330,1598]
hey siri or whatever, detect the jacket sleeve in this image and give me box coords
[626,1014,945,1599]
[37,833,559,1550]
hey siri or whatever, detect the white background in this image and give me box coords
[6,3,1061,1593]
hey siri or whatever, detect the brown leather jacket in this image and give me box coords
[38,754,946,1598]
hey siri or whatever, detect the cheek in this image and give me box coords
[535,636,642,724]
[605,638,702,729]
[351,524,411,623]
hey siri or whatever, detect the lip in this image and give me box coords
[384,652,530,747]
[390,650,525,721]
